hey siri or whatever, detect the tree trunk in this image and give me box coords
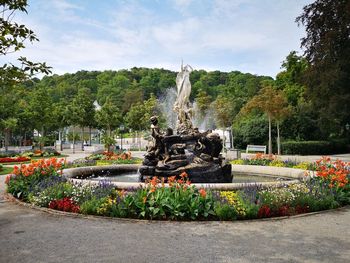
[138,127,142,151]
[277,122,281,155]
[230,128,234,149]
[268,114,272,155]
[72,128,75,154]
[4,129,9,152]
[222,129,226,152]
[40,127,45,151]
[60,128,63,151]
[81,127,84,151]
[89,126,92,146]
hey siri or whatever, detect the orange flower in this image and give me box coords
[179,172,188,178]
[314,157,349,188]
[149,176,159,187]
[168,176,176,186]
[199,188,206,198]
[12,166,20,175]
[177,179,184,184]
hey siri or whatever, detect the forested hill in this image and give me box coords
[33,67,272,112]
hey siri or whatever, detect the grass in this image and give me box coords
[0,166,14,175]
[96,158,142,166]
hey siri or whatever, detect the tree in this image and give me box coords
[275,51,308,106]
[28,87,53,150]
[72,88,96,150]
[212,95,235,148]
[195,90,212,119]
[240,85,289,155]
[95,98,121,152]
[142,94,164,127]
[125,94,164,150]
[271,94,291,155]
[0,0,51,88]
[1,118,17,151]
[125,103,146,150]
[296,0,350,136]
[122,84,143,114]
[64,102,81,154]
[52,101,69,151]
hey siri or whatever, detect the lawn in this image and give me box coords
[0,166,14,175]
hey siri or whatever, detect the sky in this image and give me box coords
[3,0,313,78]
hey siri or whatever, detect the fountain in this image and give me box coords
[64,63,303,188]
[139,63,232,183]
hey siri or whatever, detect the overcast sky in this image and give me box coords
[2,0,313,78]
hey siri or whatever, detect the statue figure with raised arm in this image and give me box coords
[174,61,193,134]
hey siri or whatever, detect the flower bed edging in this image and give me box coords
[4,193,349,223]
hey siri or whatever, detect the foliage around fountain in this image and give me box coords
[5,156,350,220]
[231,153,316,170]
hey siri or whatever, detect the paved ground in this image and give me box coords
[1,152,350,262]
[1,175,350,262]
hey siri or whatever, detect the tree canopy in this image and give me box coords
[296,0,350,134]
[0,0,51,88]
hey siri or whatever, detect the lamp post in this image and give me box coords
[120,125,125,151]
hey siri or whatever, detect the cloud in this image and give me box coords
[0,0,312,77]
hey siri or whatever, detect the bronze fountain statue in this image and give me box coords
[139,62,232,183]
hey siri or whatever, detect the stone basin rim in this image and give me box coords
[63,164,308,190]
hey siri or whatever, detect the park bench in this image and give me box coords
[246,145,266,154]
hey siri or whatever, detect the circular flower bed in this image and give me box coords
[5,157,350,221]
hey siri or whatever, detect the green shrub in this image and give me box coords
[281,140,350,155]
[214,203,237,221]
[233,114,269,150]
[121,185,215,220]
[80,197,107,215]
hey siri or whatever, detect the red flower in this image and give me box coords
[49,198,80,213]
[0,157,30,163]
[278,205,290,217]
[258,205,271,218]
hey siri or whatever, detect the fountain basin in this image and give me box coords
[63,164,305,191]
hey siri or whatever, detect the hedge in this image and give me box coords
[281,140,350,155]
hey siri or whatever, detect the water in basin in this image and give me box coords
[89,172,291,183]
